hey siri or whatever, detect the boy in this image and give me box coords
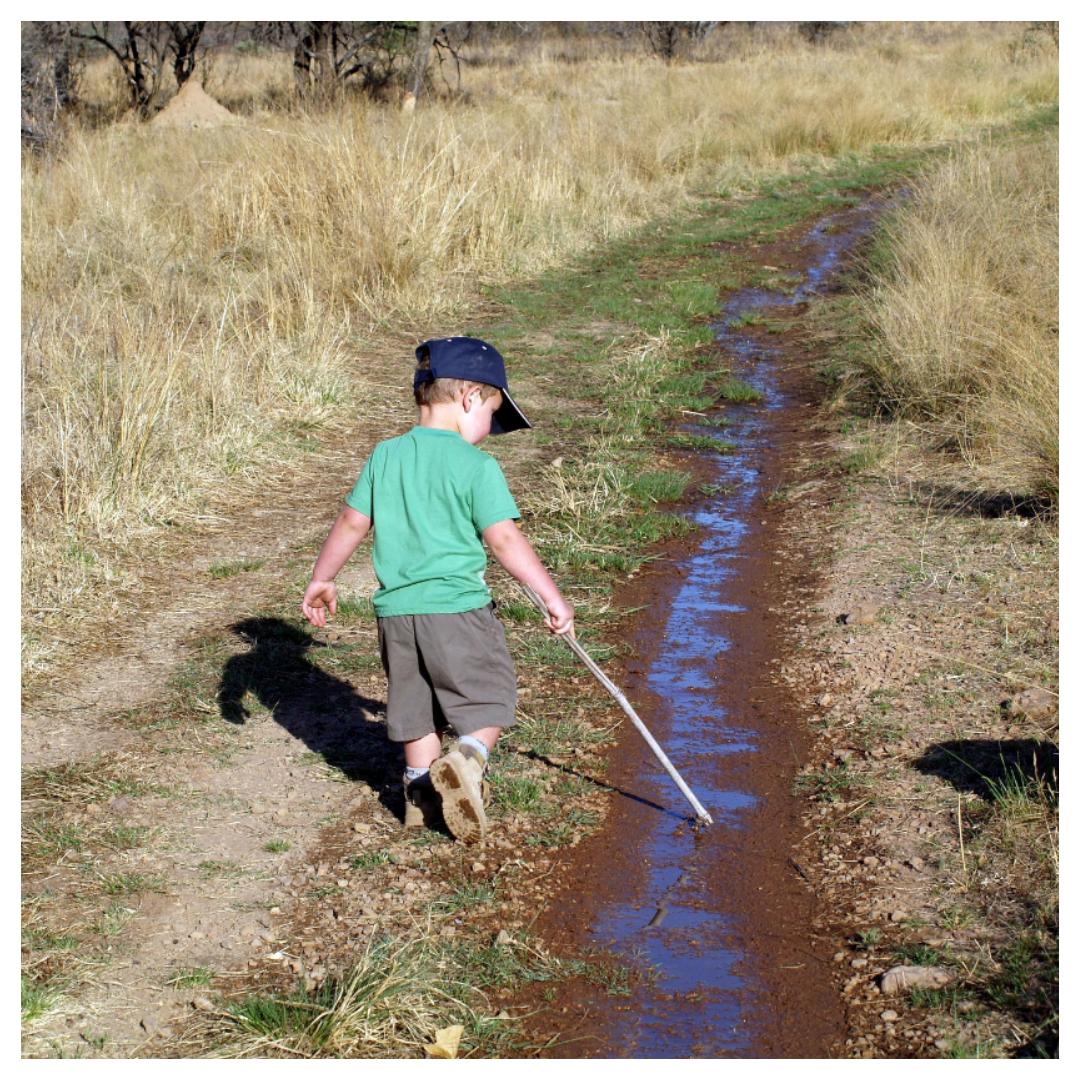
[301,337,574,844]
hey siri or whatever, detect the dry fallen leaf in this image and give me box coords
[424,1024,464,1059]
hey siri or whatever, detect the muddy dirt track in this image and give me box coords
[518,202,890,1057]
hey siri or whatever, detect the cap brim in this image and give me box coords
[490,388,531,435]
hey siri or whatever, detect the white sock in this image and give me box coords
[404,766,430,782]
[458,735,489,762]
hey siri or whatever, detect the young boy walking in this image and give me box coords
[301,337,574,843]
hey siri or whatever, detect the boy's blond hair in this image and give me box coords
[413,351,501,407]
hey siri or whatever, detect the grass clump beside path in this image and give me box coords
[843,123,1058,502]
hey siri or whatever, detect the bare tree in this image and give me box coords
[637,22,719,61]
[22,22,82,148]
[407,21,437,101]
[72,21,171,115]
[291,22,442,102]
[798,22,852,45]
[166,22,206,88]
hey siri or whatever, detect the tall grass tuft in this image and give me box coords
[852,133,1058,500]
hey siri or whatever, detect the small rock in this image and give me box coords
[907,856,925,871]
[889,910,908,922]
[851,958,868,969]
[862,856,880,869]
[839,603,881,626]
[1003,687,1056,721]
[880,1010,899,1022]
[352,822,370,834]
[878,965,954,996]
[934,1039,951,1051]
[471,861,486,873]
[192,996,215,1012]
[494,929,514,947]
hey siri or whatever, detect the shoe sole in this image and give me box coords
[430,753,486,843]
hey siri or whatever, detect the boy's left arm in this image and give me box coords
[482,519,574,635]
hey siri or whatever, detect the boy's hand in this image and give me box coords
[544,595,575,637]
[302,580,337,627]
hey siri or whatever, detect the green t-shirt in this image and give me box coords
[345,427,520,616]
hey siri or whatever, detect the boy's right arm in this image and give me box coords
[482,519,574,635]
[301,505,372,627]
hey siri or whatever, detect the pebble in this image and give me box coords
[879,965,954,996]
[880,1010,899,1022]
[840,603,881,626]
[851,958,868,969]
[889,910,908,922]
[907,856,925,871]
[1004,687,1056,721]
[862,856,880,869]
[192,996,215,1012]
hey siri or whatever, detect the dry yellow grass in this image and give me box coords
[856,132,1058,498]
[22,23,1057,672]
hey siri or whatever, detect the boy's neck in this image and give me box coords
[417,402,464,436]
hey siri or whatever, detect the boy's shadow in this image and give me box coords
[218,617,399,817]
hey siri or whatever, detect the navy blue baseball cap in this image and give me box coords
[414,336,531,435]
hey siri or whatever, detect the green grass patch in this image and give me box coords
[667,432,735,452]
[626,470,692,504]
[209,559,265,579]
[490,775,543,813]
[715,377,764,403]
[167,966,216,989]
[794,763,867,804]
[99,872,167,896]
[349,850,393,871]
[22,974,62,1023]
[334,596,375,623]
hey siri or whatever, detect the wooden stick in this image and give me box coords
[516,584,714,826]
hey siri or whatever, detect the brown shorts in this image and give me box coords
[377,605,518,743]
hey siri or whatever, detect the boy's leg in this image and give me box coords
[401,732,444,828]
[379,616,443,828]
[404,733,442,769]
[415,609,518,843]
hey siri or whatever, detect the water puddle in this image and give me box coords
[583,198,892,1057]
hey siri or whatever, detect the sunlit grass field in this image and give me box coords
[21,23,1057,671]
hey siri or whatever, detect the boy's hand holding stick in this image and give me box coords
[516,583,714,826]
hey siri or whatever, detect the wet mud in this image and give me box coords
[523,198,893,1058]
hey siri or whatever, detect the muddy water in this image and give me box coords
[532,199,891,1058]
